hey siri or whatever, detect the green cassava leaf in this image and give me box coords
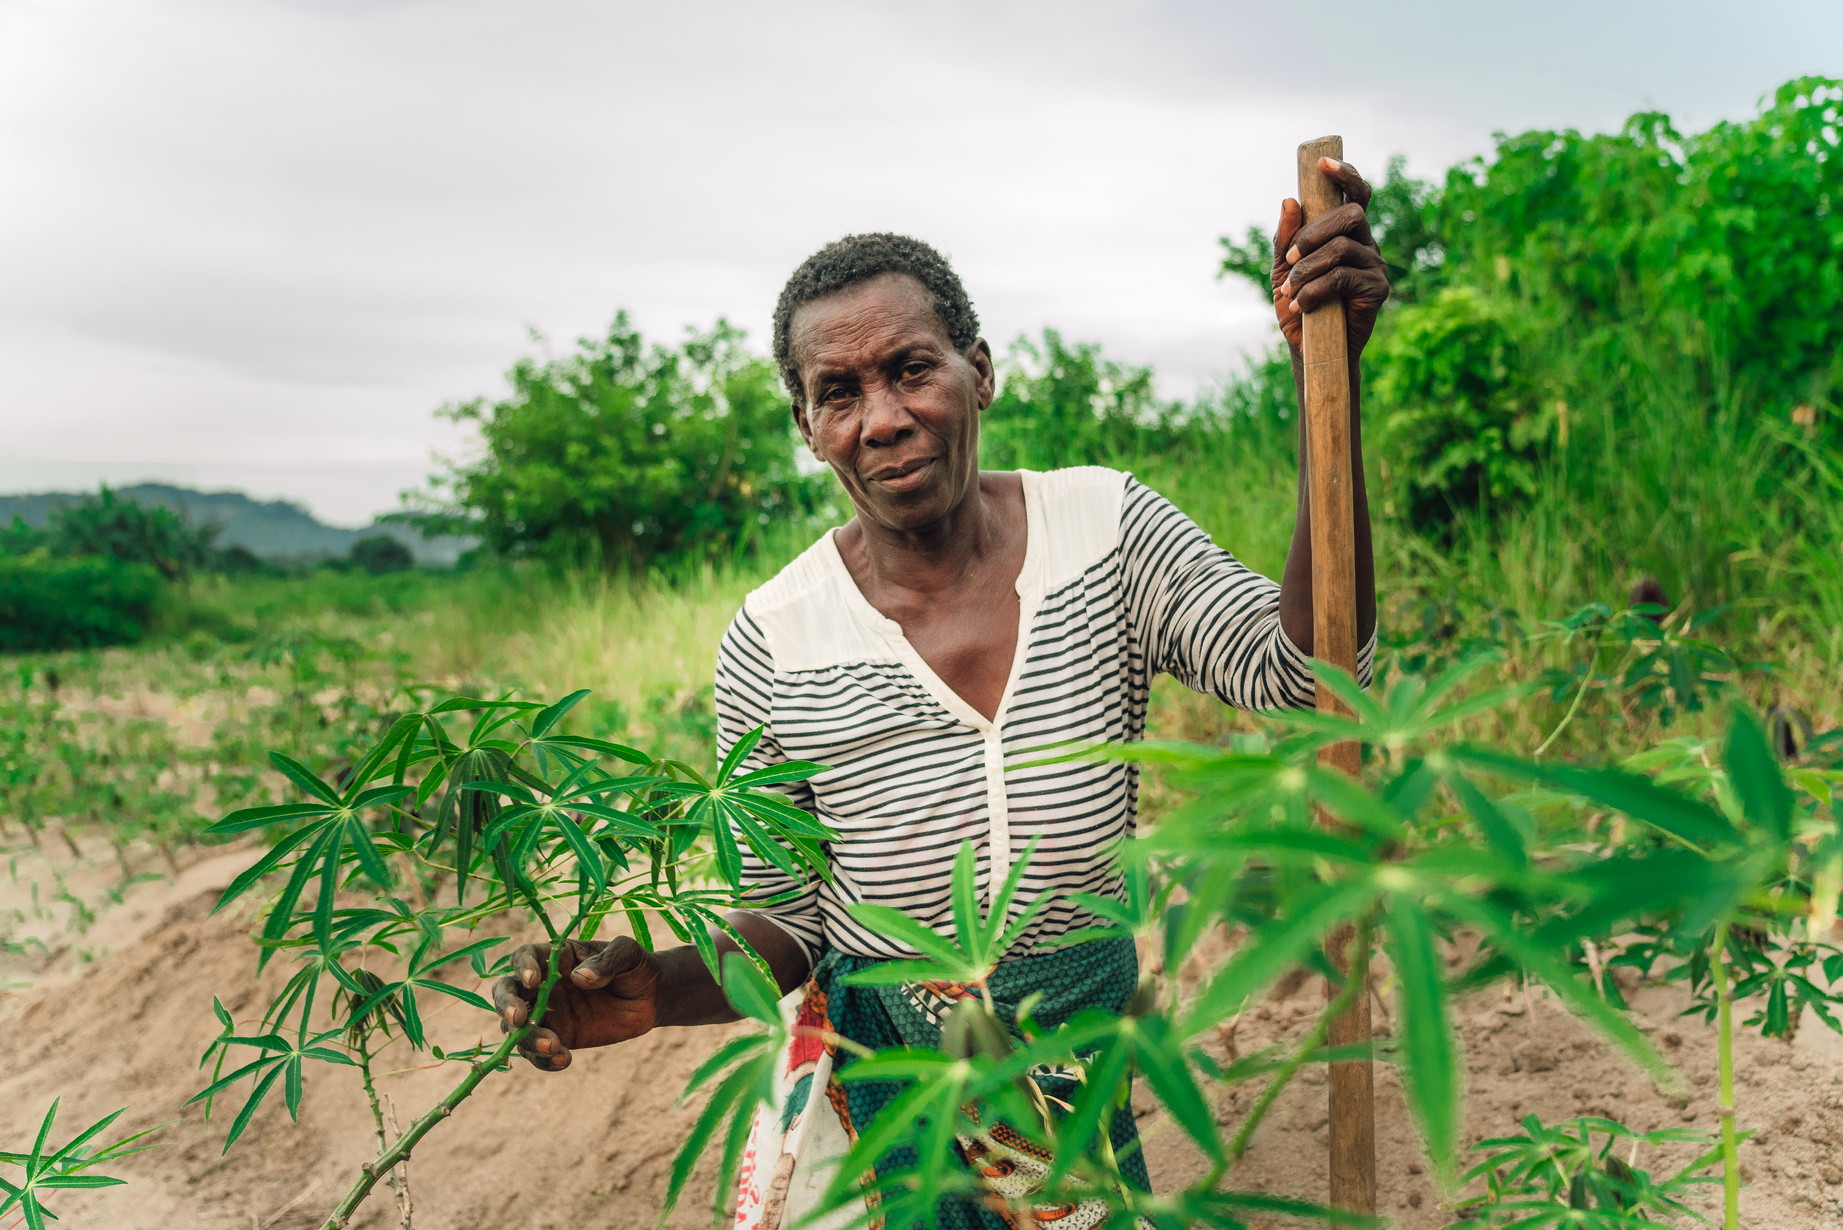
[531,689,591,739]
[720,950,784,1025]
[1452,746,1740,849]
[681,1034,771,1099]
[1181,880,1375,1036]
[207,803,331,835]
[267,751,343,807]
[844,903,970,970]
[537,734,653,765]
[716,727,764,786]
[661,1057,760,1223]
[1724,704,1794,841]
[1446,772,1527,866]
[1445,897,1672,1086]
[1386,895,1460,1175]
[1132,1012,1223,1164]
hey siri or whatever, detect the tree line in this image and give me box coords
[0,491,416,652]
[410,76,1837,575]
[8,76,1835,650]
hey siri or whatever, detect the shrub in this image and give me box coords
[349,534,413,575]
[407,316,823,573]
[0,553,162,651]
[1214,77,1843,552]
[981,330,1187,470]
[46,486,219,582]
[2,515,45,556]
[1437,78,1843,424]
[1368,286,1549,533]
[213,544,281,577]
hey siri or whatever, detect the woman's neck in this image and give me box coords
[837,471,1022,603]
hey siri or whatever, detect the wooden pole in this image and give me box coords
[1296,134,1375,1216]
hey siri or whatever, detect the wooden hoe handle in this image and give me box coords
[1297,133,1376,1216]
[1297,135,1360,712]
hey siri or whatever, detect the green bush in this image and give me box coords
[407,315,824,573]
[0,553,162,651]
[981,329,1185,470]
[47,485,219,581]
[1368,286,1549,532]
[2,515,45,556]
[1207,76,1843,617]
[349,534,413,575]
[1437,77,1843,423]
[213,544,281,577]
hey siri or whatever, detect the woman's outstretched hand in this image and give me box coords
[1270,157,1391,357]
[488,912,813,1073]
[493,937,662,1072]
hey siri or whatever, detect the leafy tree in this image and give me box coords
[2,516,46,556]
[1224,77,1843,538]
[981,329,1189,471]
[1435,77,1843,416]
[348,535,413,575]
[406,316,821,573]
[46,486,219,582]
[213,544,279,577]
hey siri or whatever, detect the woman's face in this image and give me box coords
[789,273,995,536]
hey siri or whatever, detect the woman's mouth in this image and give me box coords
[868,457,935,493]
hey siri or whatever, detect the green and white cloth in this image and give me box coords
[730,937,1145,1230]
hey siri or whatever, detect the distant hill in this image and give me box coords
[0,483,475,565]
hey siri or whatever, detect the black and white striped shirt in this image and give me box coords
[713,467,1374,963]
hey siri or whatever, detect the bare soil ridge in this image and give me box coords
[2,862,1839,1229]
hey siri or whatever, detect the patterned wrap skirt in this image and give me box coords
[730,937,1146,1230]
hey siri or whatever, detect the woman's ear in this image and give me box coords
[969,338,996,413]
[790,398,818,455]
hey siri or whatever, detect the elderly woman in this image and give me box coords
[493,159,1387,1226]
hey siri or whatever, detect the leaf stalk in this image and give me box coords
[315,937,569,1230]
[1712,919,1740,1230]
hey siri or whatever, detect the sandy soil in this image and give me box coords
[2,858,1840,1230]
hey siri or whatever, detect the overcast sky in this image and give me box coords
[2,0,1836,525]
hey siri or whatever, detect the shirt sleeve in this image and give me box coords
[1119,475,1375,710]
[713,605,825,965]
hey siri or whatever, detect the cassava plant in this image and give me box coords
[1445,1115,1726,1228]
[1529,601,1769,749]
[191,688,830,1230]
[1481,703,1842,1230]
[671,656,1800,1228]
[0,1101,161,1230]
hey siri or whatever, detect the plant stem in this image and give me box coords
[1092,1106,1136,1206]
[1224,919,1372,1170]
[384,1093,415,1229]
[1712,919,1739,1230]
[316,938,570,1230]
[356,1038,408,1219]
[1534,637,1601,758]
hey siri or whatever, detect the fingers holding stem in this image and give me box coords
[493,938,574,1072]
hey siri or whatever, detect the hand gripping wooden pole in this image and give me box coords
[1297,134,1376,1215]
